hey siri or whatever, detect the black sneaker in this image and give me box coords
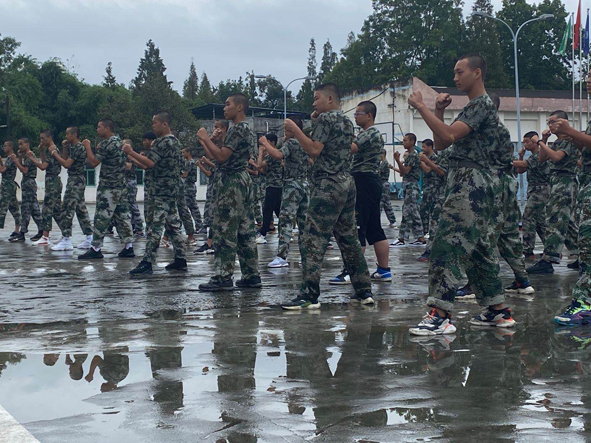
[106,228,114,235]
[196,227,208,235]
[281,296,320,310]
[78,248,104,260]
[567,259,580,270]
[329,269,350,285]
[236,275,262,288]
[8,232,25,243]
[456,284,475,300]
[523,251,536,260]
[417,251,430,262]
[527,259,554,274]
[165,258,188,271]
[7,231,19,240]
[130,260,153,275]
[30,231,43,241]
[194,243,212,254]
[505,280,535,295]
[470,307,516,328]
[198,278,234,292]
[349,291,375,305]
[118,246,135,258]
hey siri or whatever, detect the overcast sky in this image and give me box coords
[0,0,581,93]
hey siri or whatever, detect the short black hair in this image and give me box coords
[405,133,417,143]
[4,141,15,149]
[215,119,230,130]
[18,137,30,144]
[381,149,387,155]
[229,93,249,113]
[142,131,157,141]
[315,83,341,102]
[265,133,278,145]
[99,118,115,132]
[550,110,568,120]
[289,116,303,130]
[41,129,53,139]
[154,111,172,125]
[67,127,81,138]
[422,139,434,148]
[358,100,377,119]
[458,53,488,79]
[488,92,500,110]
[524,131,539,139]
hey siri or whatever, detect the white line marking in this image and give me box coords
[0,404,39,443]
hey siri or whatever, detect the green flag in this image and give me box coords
[559,15,573,55]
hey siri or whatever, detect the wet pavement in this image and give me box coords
[1,204,591,442]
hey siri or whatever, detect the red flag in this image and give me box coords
[575,0,582,49]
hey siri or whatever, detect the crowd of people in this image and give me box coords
[0,52,590,335]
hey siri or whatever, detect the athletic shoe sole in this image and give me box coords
[469,318,516,328]
[268,263,289,268]
[329,280,351,285]
[455,294,476,300]
[281,302,321,311]
[349,297,375,305]
[505,287,535,295]
[409,324,457,336]
[371,276,392,282]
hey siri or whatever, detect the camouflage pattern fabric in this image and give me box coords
[20,177,42,234]
[522,184,549,254]
[177,179,195,236]
[263,155,284,188]
[42,176,63,232]
[184,182,202,231]
[203,171,216,228]
[309,111,355,179]
[426,149,452,254]
[280,138,309,181]
[352,126,383,174]
[95,136,126,189]
[402,149,421,183]
[127,178,143,233]
[572,179,591,304]
[67,143,87,178]
[57,175,93,237]
[276,180,309,260]
[218,122,255,174]
[398,182,423,240]
[0,158,20,228]
[143,197,186,265]
[420,153,444,236]
[91,186,133,248]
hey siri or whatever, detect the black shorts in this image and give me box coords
[353,173,387,246]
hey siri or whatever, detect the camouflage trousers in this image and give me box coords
[56,175,93,238]
[428,168,503,313]
[420,187,441,237]
[143,197,186,265]
[491,172,527,282]
[252,181,263,225]
[301,173,370,299]
[203,174,216,228]
[277,179,309,260]
[380,181,397,224]
[144,188,154,229]
[212,170,259,281]
[42,177,62,232]
[425,192,445,254]
[91,185,133,248]
[20,178,42,233]
[177,181,195,236]
[127,179,143,233]
[572,180,591,304]
[398,181,423,240]
[184,182,203,231]
[542,176,579,263]
[522,184,550,254]
[0,180,20,229]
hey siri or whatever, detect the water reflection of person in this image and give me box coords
[65,354,88,381]
[85,350,129,393]
[43,354,60,366]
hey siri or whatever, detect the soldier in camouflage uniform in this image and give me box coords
[49,127,94,251]
[391,133,425,246]
[255,134,284,243]
[13,138,42,241]
[27,130,63,245]
[138,132,157,231]
[280,83,374,309]
[197,94,260,291]
[513,131,550,257]
[408,55,515,335]
[0,141,22,238]
[419,139,442,237]
[124,141,144,235]
[258,118,310,267]
[182,147,203,233]
[378,151,397,225]
[128,112,187,275]
[176,173,196,243]
[78,119,134,259]
[527,111,580,274]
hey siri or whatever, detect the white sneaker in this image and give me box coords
[51,237,73,251]
[256,234,267,244]
[292,228,299,234]
[390,239,406,247]
[32,236,51,246]
[77,235,93,249]
[268,256,288,268]
[389,222,398,227]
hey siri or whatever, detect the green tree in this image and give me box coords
[183,60,199,103]
[317,39,337,85]
[199,72,215,103]
[102,62,118,89]
[296,39,317,111]
[131,39,168,94]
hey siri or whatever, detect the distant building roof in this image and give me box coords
[191,103,310,120]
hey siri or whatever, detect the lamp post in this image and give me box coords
[254,75,314,120]
[471,12,554,210]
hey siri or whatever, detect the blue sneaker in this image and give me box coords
[554,300,591,326]
[349,291,375,305]
[329,270,351,285]
[371,267,392,282]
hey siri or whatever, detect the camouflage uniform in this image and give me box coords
[541,138,579,263]
[251,163,264,225]
[425,149,451,254]
[125,163,143,233]
[176,177,195,236]
[91,136,133,249]
[56,142,93,237]
[183,159,203,230]
[203,161,217,228]
[212,121,259,282]
[143,158,155,230]
[301,111,371,299]
[490,122,527,282]
[276,138,309,260]
[398,149,423,240]
[428,95,503,313]
[521,150,550,254]
[42,148,63,232]
[143,134,186,265]
[419,152,444,236]
[0,157,21,229]
[378,160,397,224]
[19,155,42,233]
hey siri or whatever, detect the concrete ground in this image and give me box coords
[0,203,590,442]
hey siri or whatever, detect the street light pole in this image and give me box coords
[254,75,314,120]
[471,12,554,211]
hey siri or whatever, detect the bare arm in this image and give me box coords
[351,142,359,154]
[259,137,285,160]
[26,151,48,170]
[197,161,212,177]
[11,154,28,174]
[196,128,233,164]
[285,118,324,158]
[49,146,74,169]
[539,141,566,164]
[394,153,411,176]
[123,145,155,168]
[83,140,101,168]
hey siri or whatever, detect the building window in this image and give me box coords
[136,169,144,186]
[86,168,96,187]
